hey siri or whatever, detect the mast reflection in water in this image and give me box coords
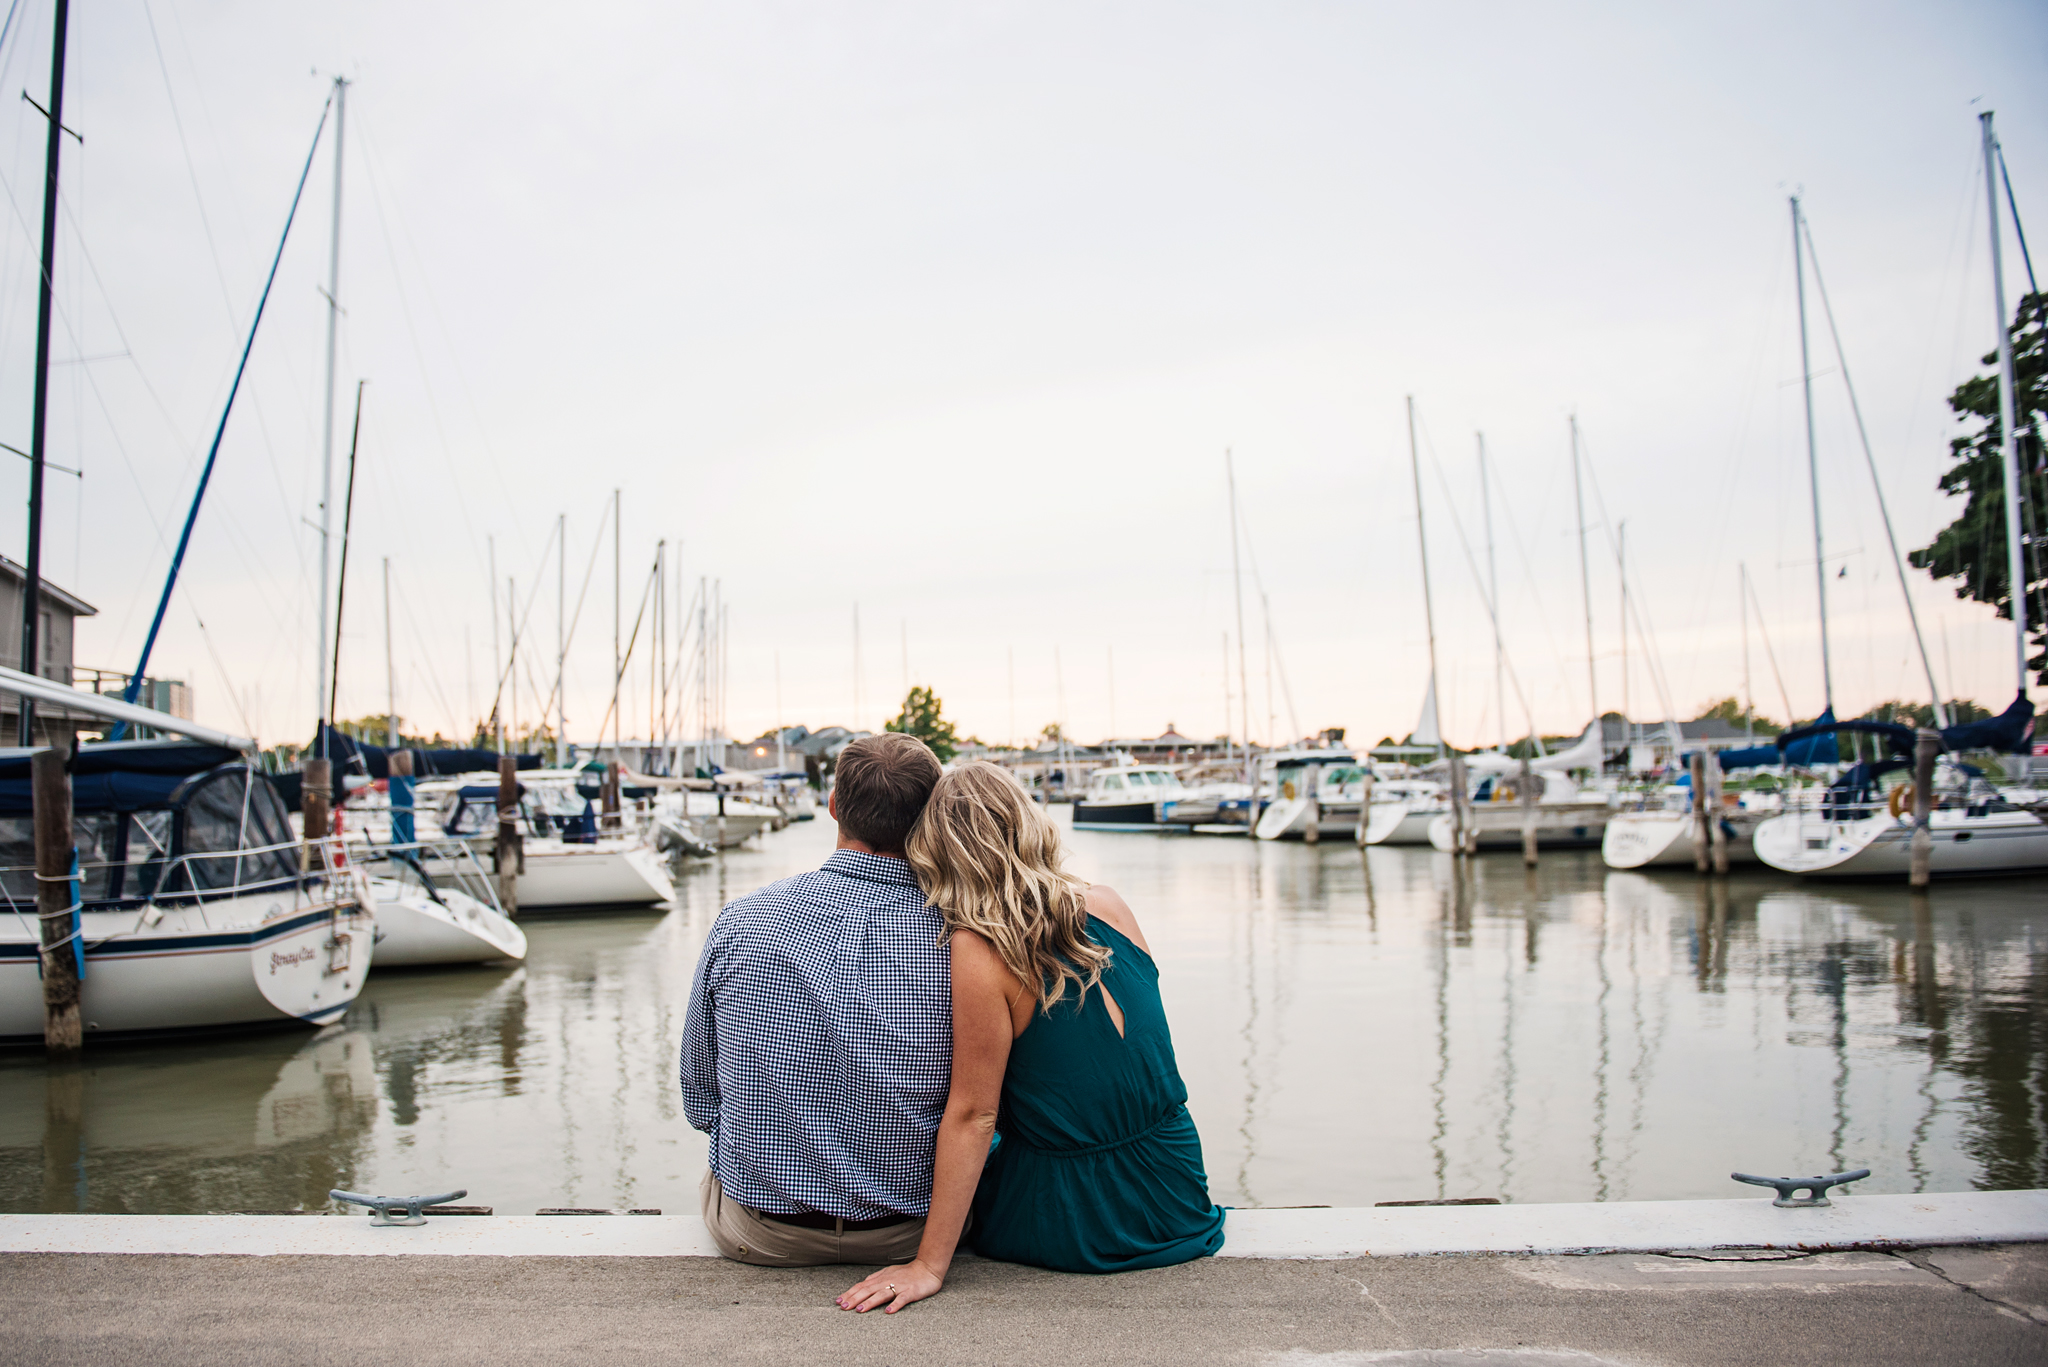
[3,813,2043,1213]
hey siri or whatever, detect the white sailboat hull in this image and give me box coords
[1253,799,1364,841]
[1363,800,1441,845]
[417,838,674,909]
[1426,803,1608,853]
[367,879,527,967]
[1753,807,2048,877]
[0,882,373,1043]
[1601,810,1764,869]
[513,842,675,907]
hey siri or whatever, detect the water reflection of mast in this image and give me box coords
[1496,882,1518,1200]
[1906,895,1944,1191]
[1430,870,1455,1199]
[1591,886,1612,1201]
[1234,856,1261,1204]
[1822,942,1850,1173]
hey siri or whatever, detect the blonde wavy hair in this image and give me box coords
[906,761,1109,1012]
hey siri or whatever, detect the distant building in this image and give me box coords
[0,556,119,746]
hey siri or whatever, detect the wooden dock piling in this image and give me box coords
[1518,756,1538,867]
[302,757,331,874]
[1447,754,1471,856]
[1356,772,1373,847]
[1690,752,1711,874]
[34,742,79,1055]
[1910,728,1939,889]
[1707,754,1729,875]
[496,754,522,917]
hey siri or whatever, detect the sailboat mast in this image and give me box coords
[488,536,501,750]
[1479,433,1503,751]
[315,76,347,733]
[1408,398,1443,759]
[17,0,68,745]
[556,513,565,764]
[1571,415,1597,730]
[382,557,394,747]
[1226,449,1252,762]
[1791,195,1834,714]
[1740,564,1754,742]
[611,488,621,764]
[1981,111,2028,698]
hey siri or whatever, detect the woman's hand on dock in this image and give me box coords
[836,1259,943,1314]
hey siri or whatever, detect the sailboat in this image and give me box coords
[0,685,374,1041]
[1755,123,2047,879]
[1361,676,1448,845]
[1753,701,2047,877]
[1424,721,1611,852]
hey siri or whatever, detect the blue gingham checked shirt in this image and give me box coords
[680,849,953,1220]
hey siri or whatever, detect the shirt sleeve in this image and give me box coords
[678,920,725,1135]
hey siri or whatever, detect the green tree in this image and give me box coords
[1910,291,2048,685]
[885,685,960,761]
[1692,697,1780,734]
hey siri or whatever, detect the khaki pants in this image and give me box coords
[699,1169,925,1267]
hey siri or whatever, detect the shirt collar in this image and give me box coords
[822,848,920,887]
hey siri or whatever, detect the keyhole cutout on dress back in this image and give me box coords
[1098,982,1126,1039]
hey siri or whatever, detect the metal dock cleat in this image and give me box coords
[329,1188,469,1226]
[1729,1169,1870,1207]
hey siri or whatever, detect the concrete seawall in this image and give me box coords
[4,1193,2044,1365]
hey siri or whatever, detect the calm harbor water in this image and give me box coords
[4,811,2044,1215]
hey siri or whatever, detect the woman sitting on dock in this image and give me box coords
[837,761,1225,1313]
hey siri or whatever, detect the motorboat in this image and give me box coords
[1073,764,1189,830]
[0,742,374,1042]
[358,839,526,968]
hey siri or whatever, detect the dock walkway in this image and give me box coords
[4,1194,2044,1365]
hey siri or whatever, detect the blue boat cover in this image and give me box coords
[0,740,242,815]
[309,724,543,780]
[1942,693,2036,754]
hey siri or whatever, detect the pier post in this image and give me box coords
[33,741,78,1055]
[1304,775,1321,846]
[1690,752,1710,873]
[1910,728,1939,889]
[387,748,414,846]
[496,754,521,917]
[1356,771,1373,846]
[602,761,621,832]
[1518,756,1538,867]
[1447,754,1469,856]
[1708,754,1729,875]
[302,757,331,874]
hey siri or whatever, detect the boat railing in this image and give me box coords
[354,837,508,918]
[0,834,366,920]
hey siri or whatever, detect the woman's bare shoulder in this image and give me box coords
[1083,884,1150,953]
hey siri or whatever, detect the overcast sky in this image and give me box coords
[0,0,2041,751]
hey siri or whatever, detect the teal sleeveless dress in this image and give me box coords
[968,916,1226,1273]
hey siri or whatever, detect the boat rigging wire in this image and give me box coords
[323,382,364,740]
[1798,212,1950,726]
[526,495,615,737]
[589,549,663,747]
[117,88,337,718]
[1744,554,1797,726]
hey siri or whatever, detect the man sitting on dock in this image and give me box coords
[680,733,947,1266]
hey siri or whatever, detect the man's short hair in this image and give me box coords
[834,734,942,852]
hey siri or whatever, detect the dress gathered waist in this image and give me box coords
[999,1104,1186,1158]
